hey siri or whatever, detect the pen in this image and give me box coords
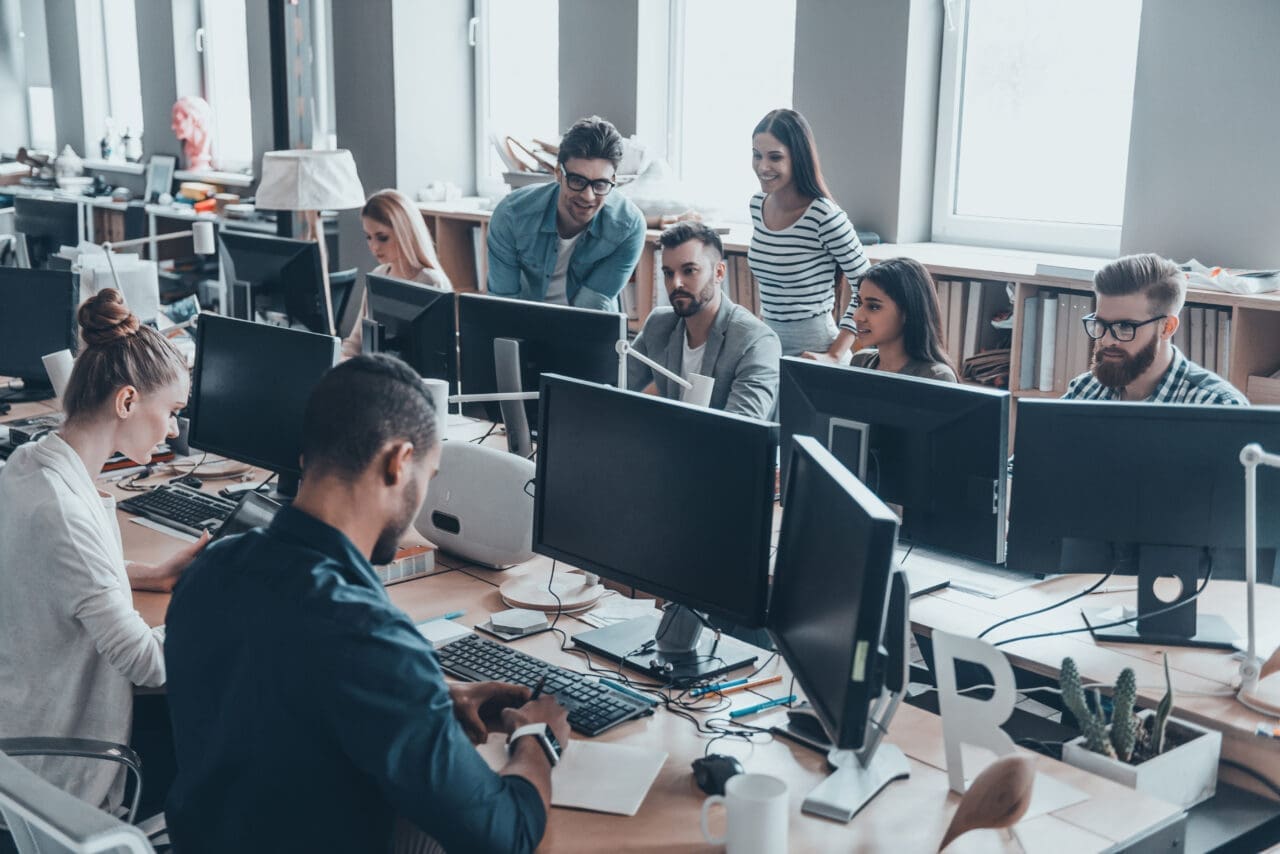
[601,678,659,706]
[530,675,547,701]
[690,677,749,698]
[717,675,783,697]
[1089,585,1139,595]
[423,610,465,622]
[729,695,797,719]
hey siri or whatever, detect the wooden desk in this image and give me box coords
[121,526,1181,851]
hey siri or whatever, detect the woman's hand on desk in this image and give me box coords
[126,529,211,592]
[451,681,533,744]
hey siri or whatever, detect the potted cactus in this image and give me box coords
[1058,654,1221,808]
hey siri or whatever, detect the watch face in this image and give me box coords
[544,727,561,755]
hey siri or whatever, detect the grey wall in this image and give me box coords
[0,1,29,151]
[135,1,180,159]
[246,0,274,175]
[171,0,200,97]
[793,0,940,243]
[1120,1,1280,267]
[559,0,638,136]
[44,0,83,152]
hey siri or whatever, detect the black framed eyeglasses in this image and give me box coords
[563,171,616,196]
[1081,313,1167,342]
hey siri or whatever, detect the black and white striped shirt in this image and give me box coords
[747,193,870,324]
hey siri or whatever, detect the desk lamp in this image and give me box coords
[1237,443,1280,715]
[254,149,366,336]
[100,219,216,295]
[615,340,713,408]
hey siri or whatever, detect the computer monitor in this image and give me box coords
[189,314,339,499]
[15,197,80,269]
[779,356,1010,564]
[1008,399,1280,648]
[0,268,79,402]
[533,374,776,683]
[767,435,910,821]
[363,273,457,393]
[458,293,626,428]
[218,231,352,335]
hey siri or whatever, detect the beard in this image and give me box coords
[371,470,422,565]
[670,283,716,318]
[1090,333,1158,390]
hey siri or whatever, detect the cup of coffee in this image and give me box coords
[700,773,789,853]
[422,378,450,424]
[682,372,715,408]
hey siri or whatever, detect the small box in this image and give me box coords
[491,608,549,633]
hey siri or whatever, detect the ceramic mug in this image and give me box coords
[700,772,789,853]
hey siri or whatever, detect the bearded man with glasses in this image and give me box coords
[1063,253,1247,405]
[487,116,645,310]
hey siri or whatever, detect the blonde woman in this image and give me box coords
[342,189,453,358]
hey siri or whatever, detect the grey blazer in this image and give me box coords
[628,295,781,420]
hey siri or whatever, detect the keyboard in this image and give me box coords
[435,633,655,737]
[118,484,237,537]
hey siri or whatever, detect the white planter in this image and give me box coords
[1061,711,1221,809]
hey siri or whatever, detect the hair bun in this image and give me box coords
[78,288,140,347]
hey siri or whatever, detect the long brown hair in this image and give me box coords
[753,108,835,203]
[362,189,442,275]
[860,258,954,371]
[62,289,186,422]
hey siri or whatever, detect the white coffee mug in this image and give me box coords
[682,372,715,408]
[42,349,75,403]
[700,772,789,853]
[422,378,450,424]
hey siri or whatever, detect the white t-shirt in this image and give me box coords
[681,334,707,403]
[545,232,583,305]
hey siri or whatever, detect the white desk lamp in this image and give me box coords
[254,149,366,336]
[100,219,216,294]
[615,339,714,408]
[1237,443,1280,715]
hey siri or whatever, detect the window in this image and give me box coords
[473,0,559,198]
[198,0,253,171]
[933,0,1143,256]
[668,0,796,220]
[75,0,145,156]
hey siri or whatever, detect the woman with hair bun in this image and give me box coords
[0,289,205,811]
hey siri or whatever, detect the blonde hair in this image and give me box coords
[63,289,186,423]
[362,189,442,275]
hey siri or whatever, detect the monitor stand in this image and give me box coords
[0,378,56,403]
[803,570,912,822]
[571,605,761,684]
[493,337,532,457]
[266,471,300,504]
[1083,543,1237,650]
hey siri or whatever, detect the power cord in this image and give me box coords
[978,569,1115,640]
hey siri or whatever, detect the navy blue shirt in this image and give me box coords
[164,506,545,854]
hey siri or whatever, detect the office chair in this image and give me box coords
[0,739,166,853]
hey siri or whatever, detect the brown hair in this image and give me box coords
[62,289,187,422]
[362,189,443,275]
[1093,253,1186,317]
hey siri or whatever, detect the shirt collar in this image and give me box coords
[1148,345,1188,402]
[268,505,382,592]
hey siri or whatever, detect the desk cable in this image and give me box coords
[977,570,1116,640]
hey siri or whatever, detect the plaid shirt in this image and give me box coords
[1062,346,1248,405]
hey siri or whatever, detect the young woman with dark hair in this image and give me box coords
[0,289,206,811]
[814,257,957,382]
[748,108,871,356]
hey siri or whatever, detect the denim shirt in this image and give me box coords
[164,506,545,854]
[486,181,646,310]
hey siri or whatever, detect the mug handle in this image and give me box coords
[700,794,727,845]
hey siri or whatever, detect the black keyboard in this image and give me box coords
[435,634,655,737]
[118,484,237,537]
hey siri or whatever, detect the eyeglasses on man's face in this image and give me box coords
[1081,313,1167,342]
[562,171,616,196]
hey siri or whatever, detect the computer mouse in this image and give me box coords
[691,754,743,796]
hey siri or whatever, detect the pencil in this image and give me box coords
[530,674,547,701]
[717,675,783,697]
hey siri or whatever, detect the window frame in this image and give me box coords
[930,0,1129,257]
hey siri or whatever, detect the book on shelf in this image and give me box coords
[1204,309,1218,375]
[1038,296,1058,392]
[1174,306,1191,354]
[1052,292,1071,391]
[1019,294,1040,391]
[1218,312,1232,378]
[962,281,983,360]
[1189,307,1206,366]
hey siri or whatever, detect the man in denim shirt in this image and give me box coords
[487,116,646,311]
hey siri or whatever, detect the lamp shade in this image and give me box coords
[255,149,366,211]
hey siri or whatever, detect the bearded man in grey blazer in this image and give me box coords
[627,222,781,420]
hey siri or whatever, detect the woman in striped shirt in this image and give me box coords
[748,108,870,357]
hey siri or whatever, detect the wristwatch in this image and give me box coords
[507,722,561,767]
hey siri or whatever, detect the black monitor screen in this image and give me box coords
[0,268,79,384]
[779,357,1009,563]
[219,232,350,335]
[768,436,899,751]
[1009,399,1280,580]
[365,273,457,392]
[533,375,776,626]
[458,293,625,423]
[189,314,338,478]
[15,197,80,269]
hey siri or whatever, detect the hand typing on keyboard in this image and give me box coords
[450,681,539,744]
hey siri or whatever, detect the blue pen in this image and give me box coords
[691,677,749,698]
[600,678,659,706]
[729,695,797,720]
[423,610,465,622]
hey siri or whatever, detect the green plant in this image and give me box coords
[1059,654,1177,764]
[1059,657,1115,758]
[1144,653,1174,756]
[1110,667,1139,761]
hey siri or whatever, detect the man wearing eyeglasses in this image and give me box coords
[487,116,646,311]
[1064,253,1247,405]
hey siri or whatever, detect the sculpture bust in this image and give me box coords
[171,95,213,172]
